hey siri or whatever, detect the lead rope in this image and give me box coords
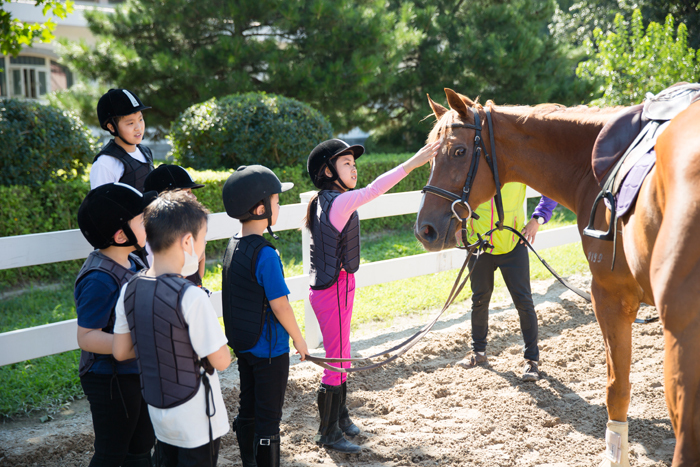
[305,238,488,372]
[202,372,215,467]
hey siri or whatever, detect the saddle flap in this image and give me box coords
[591,104,646,185]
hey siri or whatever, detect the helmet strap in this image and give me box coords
[109,118,138,147]
[263,197,279,240]
[246,198,279,239]
[324,161,351,192]
[112,222,143,250]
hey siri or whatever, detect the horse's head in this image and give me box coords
[415,88,499,251]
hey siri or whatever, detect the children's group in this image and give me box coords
[74,88,440,466]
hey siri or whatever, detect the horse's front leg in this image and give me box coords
[591,277,640,467]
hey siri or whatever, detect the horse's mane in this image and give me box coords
[517,103,625,124]
[426,101,624,142]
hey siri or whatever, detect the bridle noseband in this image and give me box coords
[421,106,506,246]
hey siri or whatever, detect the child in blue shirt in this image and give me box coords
[75,182,157,467]
[221,165,308,467]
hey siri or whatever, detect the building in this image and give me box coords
[1,1,117,100]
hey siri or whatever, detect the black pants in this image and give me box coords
[80,372,155,467]
[156,438,221,467]
[234,351,289,436]
[469,243,539,361]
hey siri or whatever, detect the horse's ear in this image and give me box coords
[444,88,472,119]
[427,93,448,120]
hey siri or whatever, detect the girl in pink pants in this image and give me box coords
[305,138,440,453]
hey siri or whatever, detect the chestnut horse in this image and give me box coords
[415,88,700,466]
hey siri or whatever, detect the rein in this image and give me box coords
[305,237,488,372]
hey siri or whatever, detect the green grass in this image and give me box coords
[0,204,585,418]
[0,351,81,418]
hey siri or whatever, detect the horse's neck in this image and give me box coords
[493,106,613,213]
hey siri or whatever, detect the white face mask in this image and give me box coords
[181,242,199,277]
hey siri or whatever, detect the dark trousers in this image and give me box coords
[469,243,539,361]
[234,351,289,436]
[80,372,155,467]
[156,438,221,467]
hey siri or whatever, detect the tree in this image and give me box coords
[576,9,700,106]
[365,0,591,152]
[553,0,700,50]
[59,0,414,135]
[0,0,73,57]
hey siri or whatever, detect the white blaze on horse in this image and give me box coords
[415,87,700,466]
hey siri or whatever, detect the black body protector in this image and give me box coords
[94,140,154,193]
[222,235,280,352]
[309,190,360,290]
[75,250,145,376]
[123,273,210,408]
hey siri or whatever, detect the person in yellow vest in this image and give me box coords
[456,182,557,381]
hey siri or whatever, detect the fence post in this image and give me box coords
[300,191,323,349]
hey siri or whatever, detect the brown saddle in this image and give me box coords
[591,82,700,186]
[591,104,646,185]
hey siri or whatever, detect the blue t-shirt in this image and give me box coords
[241,246,291,358]
[74,258,139,375]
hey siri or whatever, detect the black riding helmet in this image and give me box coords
[144,164,205,194]
[222,165,294,238]
[307,139,364,189]
[97,88,150,142]
[78,182,157,250]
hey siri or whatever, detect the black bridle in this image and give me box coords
[421,106,506,246]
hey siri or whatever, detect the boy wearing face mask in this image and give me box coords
[144,164,207,287]
[112,191,231,466]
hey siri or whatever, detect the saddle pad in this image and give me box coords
[615,148,656,218]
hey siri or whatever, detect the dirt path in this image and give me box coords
[0,275,674,466]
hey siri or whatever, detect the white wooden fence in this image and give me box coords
[0,188,580,366]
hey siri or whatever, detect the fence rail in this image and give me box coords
[0,188,580,366]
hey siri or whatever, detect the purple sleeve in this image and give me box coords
[532,195,558,224]
[329,165,408,231]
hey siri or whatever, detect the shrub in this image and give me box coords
[0,153,427,288]
[169,93,333,170]
[0,99,96,186]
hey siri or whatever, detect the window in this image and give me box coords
[8,56,50,99]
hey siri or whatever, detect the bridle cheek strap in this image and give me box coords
[421,106,506,237]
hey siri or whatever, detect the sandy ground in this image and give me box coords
[0,274,674,466]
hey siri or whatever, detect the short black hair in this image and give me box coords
[144,191,209,253]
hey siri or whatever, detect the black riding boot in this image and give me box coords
[314,383,361,453]
[122,451,153,467]
[254,433,280,467]
[234,416,257,467]
[339,381,360,437]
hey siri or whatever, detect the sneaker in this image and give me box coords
[456,352,489,369]
[522,360,539,382]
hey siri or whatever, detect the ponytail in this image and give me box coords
[304,160,342,230]
[303,194,319,231]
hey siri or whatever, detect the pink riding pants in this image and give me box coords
[309,271,355,385]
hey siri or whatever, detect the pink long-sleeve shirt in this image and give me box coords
[329,165,408,231]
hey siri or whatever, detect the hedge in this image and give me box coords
[0,153,426,288]
[0,99,96,186]
[169,93,333,170]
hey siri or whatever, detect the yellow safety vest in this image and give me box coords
[466,182,526,255]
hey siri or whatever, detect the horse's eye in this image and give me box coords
[454,147,466,157]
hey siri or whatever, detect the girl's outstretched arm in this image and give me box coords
[329,140,440,231]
